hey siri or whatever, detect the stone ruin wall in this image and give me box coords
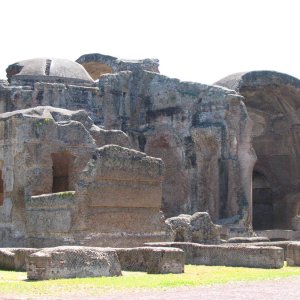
[0,54,258,246]
[0,106,172,247]
[216,71,300,231]
[0,67,256,236]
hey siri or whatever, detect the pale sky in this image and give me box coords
[1,0,300,85]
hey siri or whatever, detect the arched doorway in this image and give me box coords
[252,170,273,230]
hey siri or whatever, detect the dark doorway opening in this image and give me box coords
[0,170,3,206]
[174,229,185,242]
[51,152,74,193]
[252,170,273,230]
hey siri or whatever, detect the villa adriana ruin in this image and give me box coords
[0,53,300,254]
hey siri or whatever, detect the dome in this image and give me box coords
[214,70,300,91]
[6,58,94,86]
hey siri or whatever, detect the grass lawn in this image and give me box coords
[1,264,300,298]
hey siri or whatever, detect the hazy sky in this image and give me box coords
[1,0,299,84]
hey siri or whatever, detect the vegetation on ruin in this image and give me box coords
[34,118,53,127]
[57,191,75,198]
[1,264,300,298]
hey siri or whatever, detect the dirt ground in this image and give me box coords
[98,275,300,300]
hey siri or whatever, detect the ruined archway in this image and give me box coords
[51,152,75,193]
[252,170,273,230]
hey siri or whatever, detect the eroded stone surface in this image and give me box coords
[0,55,257,237]
[145,242,284,269]
[116,247,184,274]
[166,212,221,244]
[13,248,40,271]
[241,241,292,260]
[76,53,160,79]
[287,242,300,266]
[0,106,171,247]
[0,249,15,270]
[216,71,300,231]
[73,145,173,247]
[27,246,122,280]
[227,237,270,243]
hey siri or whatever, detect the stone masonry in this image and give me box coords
[26,246,122,280]
[0,106,172,247]
[145,242,284,269]
[216,71,300,231]
[0,56,256,238]
[116,247,184,274]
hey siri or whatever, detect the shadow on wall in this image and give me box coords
[51,152,75,193]
[252,169,273,230]
[0,169,3,206]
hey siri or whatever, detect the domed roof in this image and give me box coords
[6,58,94,86]
[214,70,300,91]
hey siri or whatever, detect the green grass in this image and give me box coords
[1,265,300,298]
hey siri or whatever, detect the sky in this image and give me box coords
[0,0,300,85]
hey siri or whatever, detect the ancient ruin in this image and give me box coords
[0,55,257,248]
[26,246,122,280]
[216,71,300,239]
[0,105,171,247]
[0,53,300,279]
[145,242,284,269]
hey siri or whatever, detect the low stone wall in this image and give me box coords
[227,237,270,243]
[287,242,300,266]
[0,248,40,271]
[256,230,300,241]
[0,249,15,270]
[13,248,40,271]
[116,247,184,274]
[243,241,291,260]
[145,242,284,269]
[27,246,122,280]
[165,212,221,244]
[25,192,75,238]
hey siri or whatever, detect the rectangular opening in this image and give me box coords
[51,152,74,193]
[0,169,3,206]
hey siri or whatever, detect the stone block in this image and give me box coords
[0,248,40,271]
[145,242,284,269]
[227,237,270,243]
[25,192,75,235]
[287,242,300,266]
[13,248,40,271]
[166,212,221,244]
[26,246,122,280]
[0,249,15,270]
[116,247,184,274]
[256,230,300,241]
[243,241,291,260]
[292,216,300,231]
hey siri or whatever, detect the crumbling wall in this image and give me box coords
[0,106,146,247]
[145,242,284,269]
[0,55,256,235]
[98,70,256,233]
[165,212,221,244]
[0,106,171,247]
[73,145,173,247]
[216,71,300,230]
